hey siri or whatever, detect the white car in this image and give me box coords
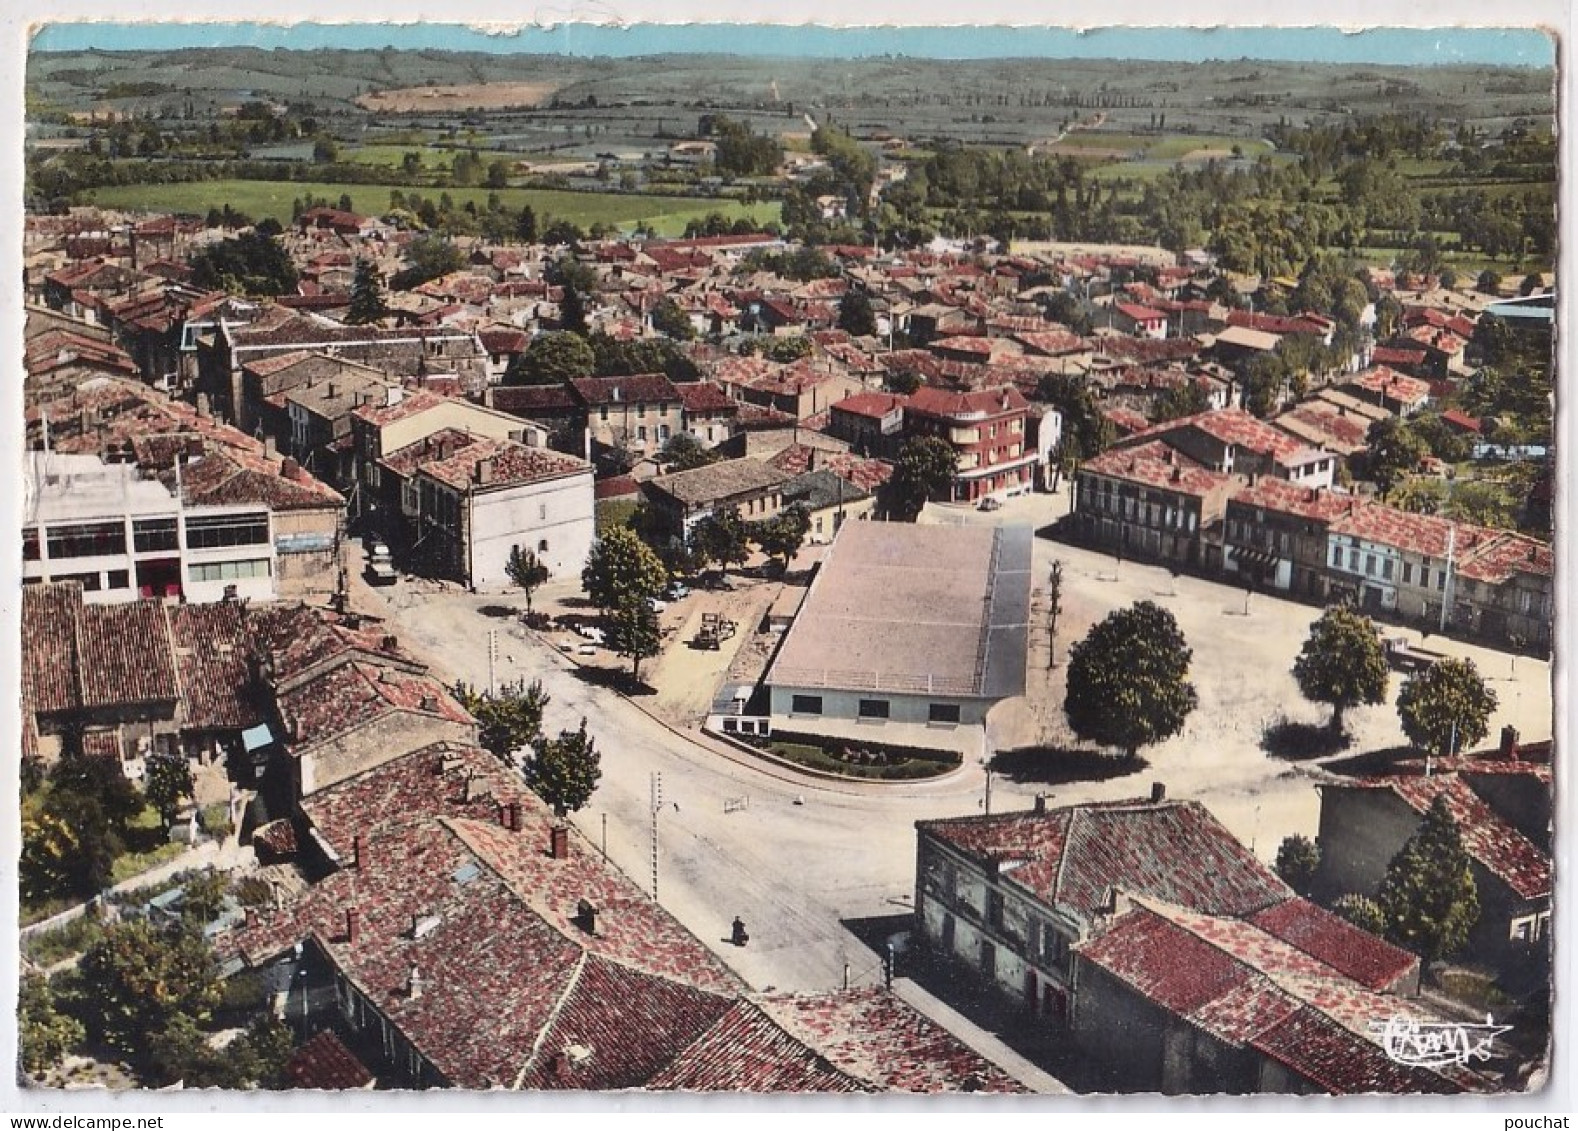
[576,625,605,645]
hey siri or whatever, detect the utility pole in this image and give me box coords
[649,772,662,901]
[487,629,498,696]
[1439,524,1456,635]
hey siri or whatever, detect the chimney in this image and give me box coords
[406,965,422,1001]
[550,825,570,860]
[281,456,300,481]
[1170,466,1181,484]
[326,381,336,400]
[420,694,439,713]
[346,908,360,943]
[385,384,404,408]
[184,436,204,459]
[577,898,599,934]
[611,385,622,403]
[509,801,523,831]
[1149,782,1166,803]
[1033,793,1047,815]
[475,457,495,486]
[1499,725,1521,761]
[352,834,364,869]
[382,634,399,651]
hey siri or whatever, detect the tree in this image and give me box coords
[660,432,719,472]
[1376,795,1481,967]
[1292,605,1389,734]
[581,526,668,611]
[389,233,465,290]
[690,507,751,576]
[346,258,387,325]
[311,137,339,164]
[187,231,299,296]
[1148,379,1212,424]
[527,718,602,818]
[650,297,696,341]
[1396,657,1498,758]
[838,290,878,337]
[753,504,810,571]
[78,920,225,1054]
[1476,268,1503,296]
[1274,834,1321,896]
[887,436,958,520]
[1332,893,1388,936]
[886,368,923,396]
[143,751,194,829]
[559,278,590,336]
[605,595,662,683]
[1046,560,1064,669]
[1036,373,1113,488]
[1064,601,1199,759]
[451,679,550,765]
[504,331,595,386]
[1364,417,1428,498]
[19,974,84,1077]
[505,545,550,611]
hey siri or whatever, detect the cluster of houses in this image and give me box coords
[18,205,1555,1094]
[19,575,1027,1093]
[1071,404,1552,650]
[914,746,1551,1094]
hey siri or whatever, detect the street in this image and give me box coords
[347,484,1554,1000]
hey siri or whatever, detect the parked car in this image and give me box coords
[977,496,1003,512]
[576,625,605,645]
[665,582,691,600]
[365,542,397,585]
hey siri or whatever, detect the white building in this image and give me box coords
[24,451,280,604]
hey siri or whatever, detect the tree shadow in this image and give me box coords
[477,604,516,619]
[1320,745,1423,777]
[991,746,1148,786]
[567,664,656,697]
[1260,718,1353,761]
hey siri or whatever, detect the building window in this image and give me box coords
[106,570,130,590]
[791,694,823,715]
[987,889,1005,930]
[184,513,269,550]
[22,527,39,561]
[189,558,271,583]
[56,571,103,591]
[599,406,609,421]
[46,521,126,559]
[538,539,549,553]
[1365,553,1376,576]
[929,703,961,724]
[1403,562,1414,585]
[857,698,890,720]
[638,426,648,442]
[133,517,179,553]
[1436,570,1446,591]
[659,424,670,442]
[1383,558,1394,581]
[539,503,548,521]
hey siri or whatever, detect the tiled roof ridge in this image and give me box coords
[728,996,872,1091]
[512,947,591,1089]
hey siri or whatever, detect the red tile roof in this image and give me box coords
[1227,479,1357,524]
[1081,440,1232,499]
[1331,775,1550,899]
[76,600,181,708]
[569,373,681,407]
[672,380,736,415]
[1247,899,1417,992]
[1077,902,1467,1094]
[1132,407,1316,466]
[647,999,866,1092]
[831,391,908,419]
[22,582,83,715]
[1342,366,1432,407]
[920,797,1289,920]
[168,602,265,731]
[286,1030,375,1089]
[276,662,472,750]
[905,384,1027,420]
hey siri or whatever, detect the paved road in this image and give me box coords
[354,487,1553,1004]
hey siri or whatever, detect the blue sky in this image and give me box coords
[29,23,1556,67]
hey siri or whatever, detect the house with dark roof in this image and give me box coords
[568,372,683,462]
[915,790,1479,1094]
[640,456,793,543]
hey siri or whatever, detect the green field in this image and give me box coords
[85,180,782,236]
[344,144,522,170]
